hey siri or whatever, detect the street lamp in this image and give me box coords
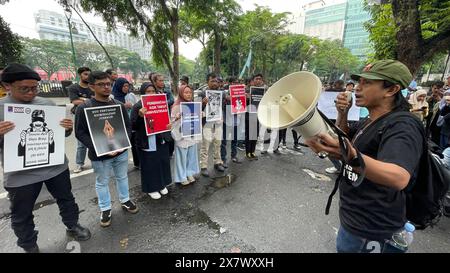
[64,8,78,82]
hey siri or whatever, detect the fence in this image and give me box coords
[38,81,73,97]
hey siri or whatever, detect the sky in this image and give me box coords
[0,0,312,61]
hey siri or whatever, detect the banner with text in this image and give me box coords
[84,105,131,157]
[141,94,171,136]
[230,84,247,114]
[249,87,265,114]
[3,103,65,173]
[181,102,202,138]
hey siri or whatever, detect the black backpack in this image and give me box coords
[320,110,450,230]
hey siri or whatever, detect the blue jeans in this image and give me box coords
[76,140,87,166]
[91,151,130,211]
[174,145,200,183]
[336,226,406,253]
[443,148,450,169]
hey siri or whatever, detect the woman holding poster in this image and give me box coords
[131,83,172,199]
[171,85,201,186]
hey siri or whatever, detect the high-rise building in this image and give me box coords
[34,10,152,60]
[343,0,372,58]
[288,0,372,59]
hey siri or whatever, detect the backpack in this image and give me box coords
[319,110,450,230]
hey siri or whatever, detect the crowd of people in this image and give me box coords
[1,61,450,253]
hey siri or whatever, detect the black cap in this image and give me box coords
[1,63,41,83]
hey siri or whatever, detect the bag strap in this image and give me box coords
[317,109,367,215]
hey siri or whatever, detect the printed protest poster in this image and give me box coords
[317,91,360,121]
[181,102,202,138]
[205,90,223,122]
[230,84,247,114]
[84,105,131,157]
[141,94,170,136]
[3,103,65,173]
[249,87,265,113]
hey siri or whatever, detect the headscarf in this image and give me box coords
[172,85,192,110]
[408,88,428,110]
[111,78,129,103]
[139,82,155,95]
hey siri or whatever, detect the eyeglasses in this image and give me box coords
[16,86,40,94]
[93,82,112,88]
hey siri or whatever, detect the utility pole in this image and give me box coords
[64,8,78,82]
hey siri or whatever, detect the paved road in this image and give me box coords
[0,97,449,253]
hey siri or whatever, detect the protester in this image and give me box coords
[198,73,226,176]
[408,88,429,122]
[67,67,92,173]
[130,82,173,199]
[438,91,450,149]
[171,85,201,186]
[426,81,444,144]
[306,60,423,253]
[105,68,118,90]
[75,71,138,227]
[0,63,91,252]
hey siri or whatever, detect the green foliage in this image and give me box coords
[0,15,23,66]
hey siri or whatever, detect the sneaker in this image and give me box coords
[187,176,196,183]
[149,192,162,199]
[273,149,281,154]
[100,210,111,227]
[24,244,40,253]
[251,153,258,160]
[73,165,83,173]
[222,162,229,169]
[66,223,91,241]
[232,157,242,164]
[160,188,168,195]
[237,144,245,151]
[181,181,191,186]
[214,164,225,172]
[201,168,209,177]
[121,200,139,213]
[282,145,287,150]
[293,144,302,151]
[325,167,339,174]
[267,149,274,154]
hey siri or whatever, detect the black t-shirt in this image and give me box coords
[339,112,423,241]
[68,83,93,102]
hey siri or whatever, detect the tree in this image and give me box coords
[22,38,66,79]
[0,15,23,66]
[365,0,450,75]
[78,0,193,94]
[181,0,241,75]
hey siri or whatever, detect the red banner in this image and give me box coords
[141,94,170,136]
[230,84,247,114]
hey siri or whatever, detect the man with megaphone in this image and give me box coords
[305,60,424,253]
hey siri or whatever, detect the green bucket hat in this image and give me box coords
[350,60,413,89]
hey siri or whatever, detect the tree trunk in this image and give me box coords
[391,0,423,75]
[171,8,179,96]
[213,30,221,75]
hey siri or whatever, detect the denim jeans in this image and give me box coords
[91,151,130,211]
[174,145,200,183]
[76,140,87,166]
[336,226,406,253]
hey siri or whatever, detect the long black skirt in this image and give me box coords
[138,144,172,193]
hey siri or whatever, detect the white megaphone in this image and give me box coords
[257,71,335,140]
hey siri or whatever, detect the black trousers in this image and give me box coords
[131,131,140,167]
[292,129,300,145]
[245,112,259,154]
[5,169,79,249]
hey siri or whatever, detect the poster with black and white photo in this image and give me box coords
[3,103,66,173]
[84,105,131,157]
[205,90,223,122]
[249,87,265,113]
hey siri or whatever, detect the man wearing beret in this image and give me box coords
[306,60,424,253]
[0,63,91,253]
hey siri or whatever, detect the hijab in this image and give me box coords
[111,78,129,103]
[172,85,192,110]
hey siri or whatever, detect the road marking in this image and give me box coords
[70,169,94,179]
[0,192,8,200]
[303,169,331,182]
